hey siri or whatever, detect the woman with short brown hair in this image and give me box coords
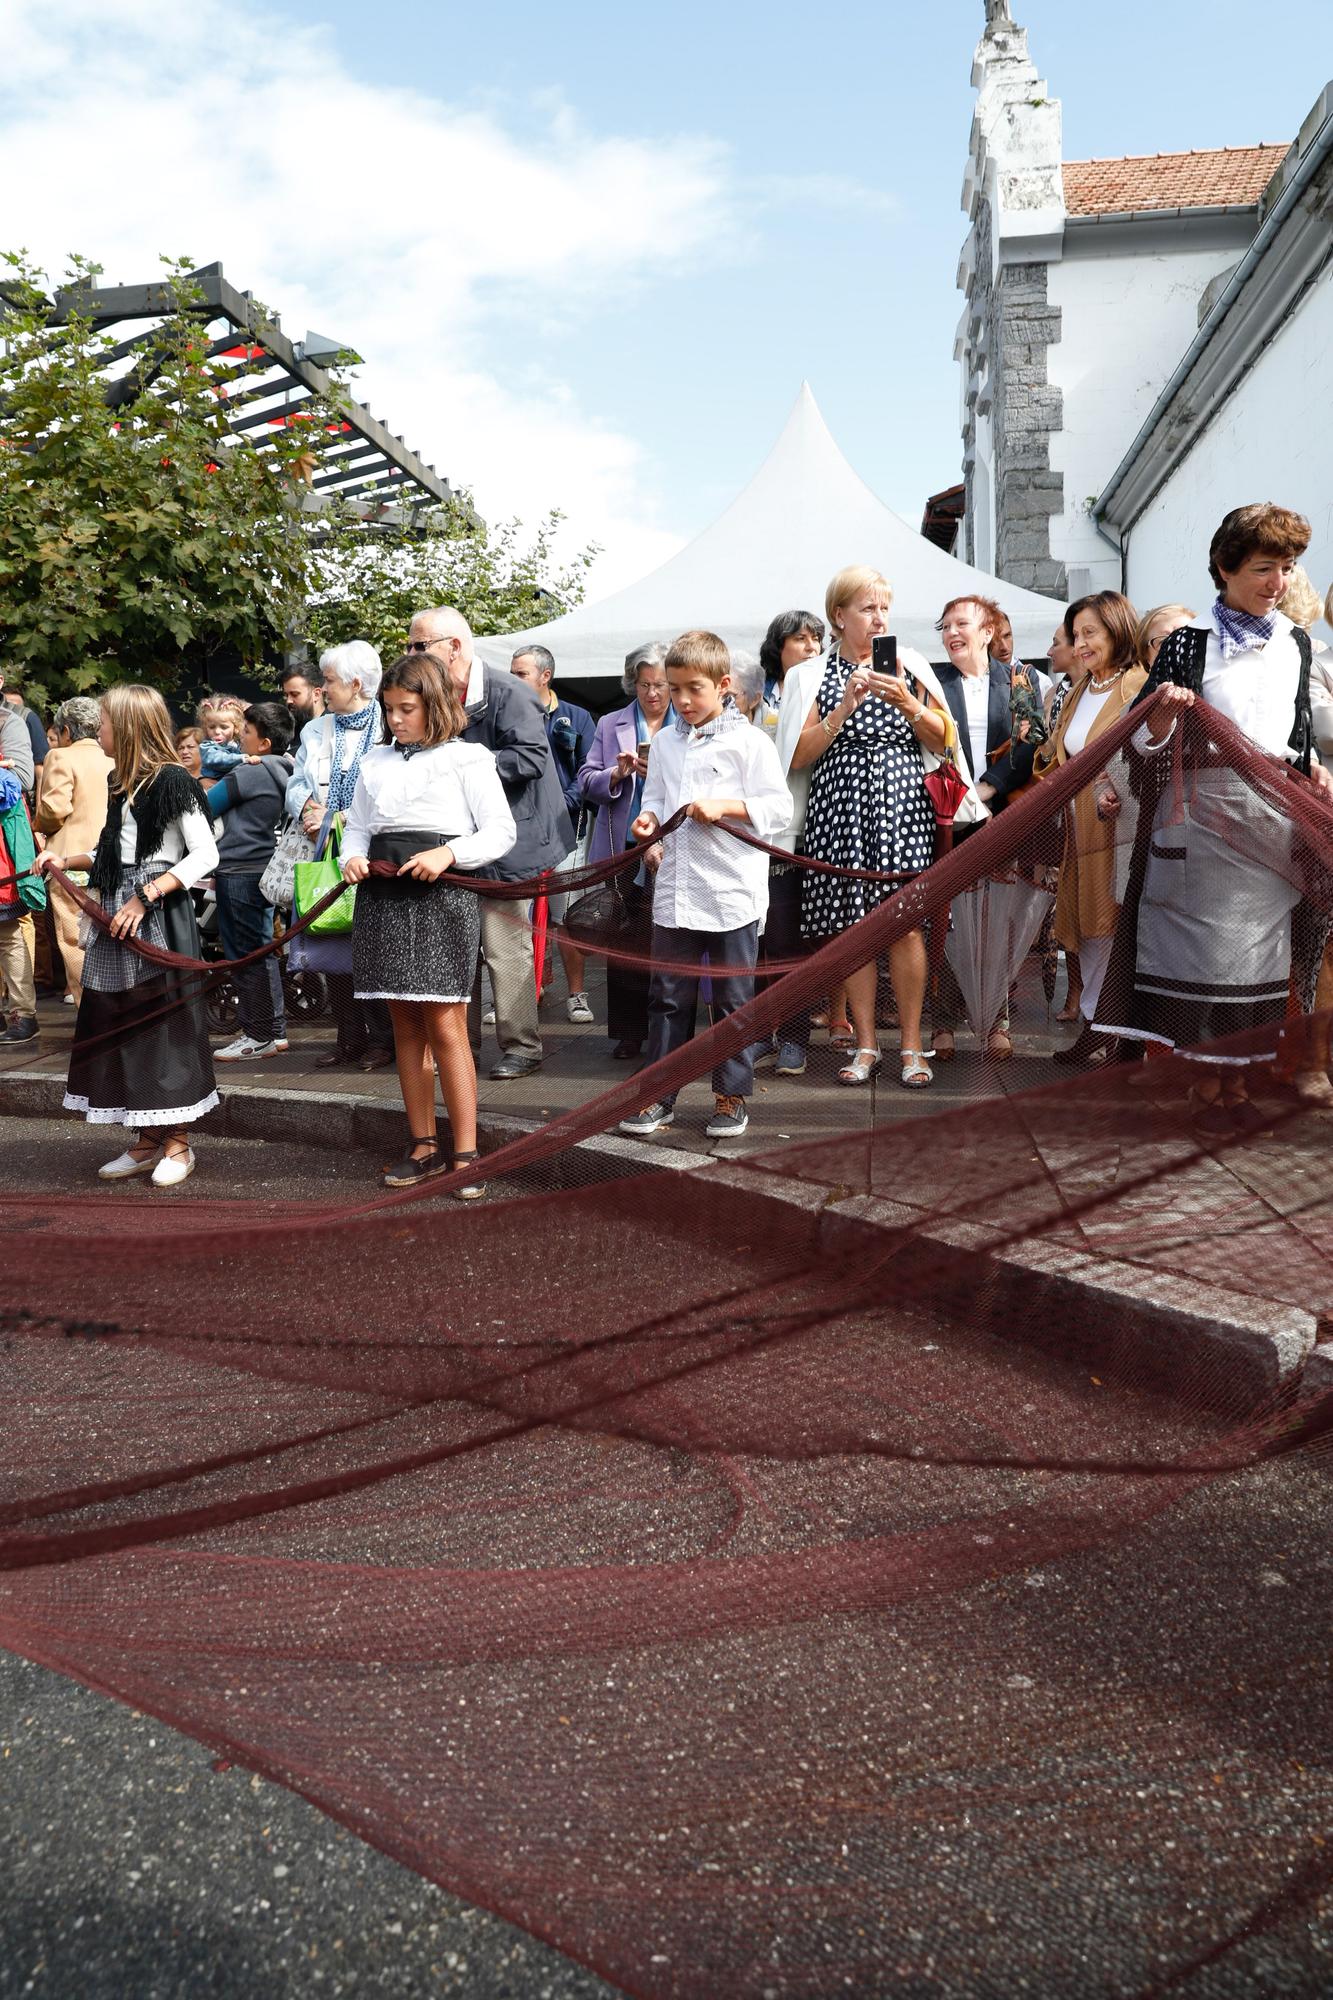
[1098,504,1333,1126]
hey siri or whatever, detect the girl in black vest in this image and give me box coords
[40,684,219,1187]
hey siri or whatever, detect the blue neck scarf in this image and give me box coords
[326,704,380,812]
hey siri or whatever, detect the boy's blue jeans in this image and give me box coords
[215,873,285,1044]
[646,921,759,1100]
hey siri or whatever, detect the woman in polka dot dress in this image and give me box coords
[792,567,960,1088]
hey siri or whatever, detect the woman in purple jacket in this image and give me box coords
[576,642,671,1057]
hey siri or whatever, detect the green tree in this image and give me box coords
[304,498,599,660]
[0,253,347,709]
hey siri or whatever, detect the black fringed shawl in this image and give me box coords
[89,765,214,895]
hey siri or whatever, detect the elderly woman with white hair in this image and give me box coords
[285,639,392,1071]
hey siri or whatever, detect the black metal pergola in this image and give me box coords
[48,260,465,528]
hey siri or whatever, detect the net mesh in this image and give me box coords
[3,695,1333,1996]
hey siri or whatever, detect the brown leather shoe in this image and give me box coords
[314,1047,359,1069]
[358,1046,396,1072]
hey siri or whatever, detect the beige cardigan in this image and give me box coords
[35,738,114,859]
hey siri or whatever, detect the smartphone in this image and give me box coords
[871,634,899,679]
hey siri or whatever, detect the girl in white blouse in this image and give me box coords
[341,654,515,1193]
[39,685,219,1187]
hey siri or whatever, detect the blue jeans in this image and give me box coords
[647,921,758,1100]
[215,873,285,1044]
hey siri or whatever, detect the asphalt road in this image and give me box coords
[3,1114,1332,1997]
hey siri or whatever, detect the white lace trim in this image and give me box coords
[354,990,469,1004]
[64,1089,220,1127]
[1091,1025,1275,1067]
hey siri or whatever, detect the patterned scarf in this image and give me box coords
[672,697,746,745]
[1212,595,1277,659]
[326,704,380,812]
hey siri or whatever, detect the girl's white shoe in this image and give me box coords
[151,1148,195,1189]
[98,1147,161,1181]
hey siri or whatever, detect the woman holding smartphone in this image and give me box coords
[778,566,963,1089]
[340,654,515,1193]
[576,642,673,1059]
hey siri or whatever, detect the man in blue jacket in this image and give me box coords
[510,645,597,1024]
[407,606,573,1079]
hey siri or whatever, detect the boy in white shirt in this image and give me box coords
[619,630,793,1140]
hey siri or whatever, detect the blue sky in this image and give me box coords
[5,0,1327,593]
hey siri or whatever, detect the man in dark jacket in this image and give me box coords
[510,645,597,1024]
[407,605,573,1079]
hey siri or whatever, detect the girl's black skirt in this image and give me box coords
[65,877,218,1130]
[352,831,482,1005]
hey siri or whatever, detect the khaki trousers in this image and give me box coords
[468,898,541,1061]
[0,912,37,1017]
[51,880,87,1003]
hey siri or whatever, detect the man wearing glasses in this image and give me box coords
[405,606,573,1078]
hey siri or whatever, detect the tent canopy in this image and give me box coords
[477,384,1064,680]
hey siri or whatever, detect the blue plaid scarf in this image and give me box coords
[1212,595,1277,659]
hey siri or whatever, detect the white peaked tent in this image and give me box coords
[476,384,1063,680]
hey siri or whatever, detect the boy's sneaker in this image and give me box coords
[566,992,595,1024]
[618,1101,675,1137]
[215,1035,281,1062]
[750,1038,778,1070]
[775,1041,807,1076]
[706,1094,749,1139]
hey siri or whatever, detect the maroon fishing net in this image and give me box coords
[3,695,1333,1996]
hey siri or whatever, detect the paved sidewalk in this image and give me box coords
[4,955,1081,1162]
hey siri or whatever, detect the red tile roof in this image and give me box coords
[1062,145,1288,216]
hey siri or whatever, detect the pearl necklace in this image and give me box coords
[1086,667,1125,693]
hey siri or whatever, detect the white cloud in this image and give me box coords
[0,0,735,593]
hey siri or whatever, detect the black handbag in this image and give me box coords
[564,873,650,954]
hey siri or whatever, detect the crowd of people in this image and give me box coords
[3,498,1332,1188]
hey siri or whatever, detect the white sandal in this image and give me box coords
[900,1050,934,1090]
[838,1047,881,1086]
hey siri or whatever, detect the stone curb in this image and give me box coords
[5,1069,1330,1418]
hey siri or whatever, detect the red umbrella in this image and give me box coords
[532,877,550,1003]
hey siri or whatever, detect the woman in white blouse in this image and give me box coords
[341,654,516,1193]
[1097,504,1333,1129]
[38,685,219,1187]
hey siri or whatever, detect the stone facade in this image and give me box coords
[990,261,1064,593]
[957,8,1067,596]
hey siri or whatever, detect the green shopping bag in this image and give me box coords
[292,813,355,937]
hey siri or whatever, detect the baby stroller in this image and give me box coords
[192,878,329,1033]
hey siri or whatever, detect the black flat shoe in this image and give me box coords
[451,1149,486,1201]
[489,1053,541,1080]
[314,1047,362,1069]
[611,1039,643,1061]
[1224,1095,1268,1135]
[382,1137,450,1188]
[1053,1025,1114,1067]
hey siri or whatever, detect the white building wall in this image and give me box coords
[1123,265,1333,617]
[1047,232,1245,595]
